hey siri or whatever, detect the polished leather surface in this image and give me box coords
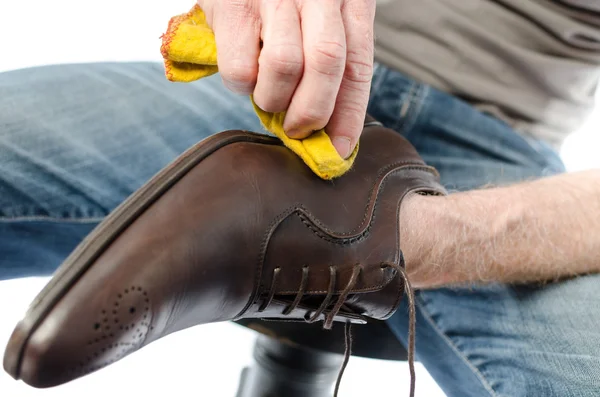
[3,118,445,388]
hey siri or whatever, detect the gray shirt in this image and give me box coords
[374,0,600,147]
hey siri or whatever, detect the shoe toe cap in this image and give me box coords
[14,285,153,388]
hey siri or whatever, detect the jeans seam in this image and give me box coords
[417,294,500,397]
[395,84,428,136]
[370,62,387,100]
[0,216,104,223]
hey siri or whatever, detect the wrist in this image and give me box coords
[400,192,462,289]
[400,192,438,288]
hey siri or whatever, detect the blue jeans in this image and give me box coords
[1,62,599,396]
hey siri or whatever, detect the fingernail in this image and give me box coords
[286,126,316,139]
[286,128,301,138]
[332,136,352,159]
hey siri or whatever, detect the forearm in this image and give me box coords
[402,169,600,289]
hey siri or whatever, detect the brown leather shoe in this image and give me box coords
[3,117,445,389]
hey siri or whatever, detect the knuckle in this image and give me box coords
[308,41,347,74]
[295,105,331,127]
[344,48,374,84]
[261,44,304,77]
[337,100,366,120]
[224,61,257,87]
[218,1,260,32]
[345,0,376,18]
[223,0,258,18]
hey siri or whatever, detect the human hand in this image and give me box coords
[197,0,376,159]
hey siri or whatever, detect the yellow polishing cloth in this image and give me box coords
[160,4,358,180]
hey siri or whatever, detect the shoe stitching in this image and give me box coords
[416,294,500,397]
[243,164,442,311]
[297,161,422,236]
[259,264,364,328]
[296,164,440,239]
[255,260,417,397]
[234,206,298,320]
[382,181,411,320]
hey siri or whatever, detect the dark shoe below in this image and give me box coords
[3,117,445,390]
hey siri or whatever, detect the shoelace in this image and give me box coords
[257,255,417,397]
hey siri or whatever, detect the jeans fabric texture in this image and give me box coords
[1,61,598,396]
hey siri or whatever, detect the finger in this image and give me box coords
[282,0,346,139]
[196,0,214,24]
[253,0,304,113]
[212,0,262,95]
[325,0,375,158]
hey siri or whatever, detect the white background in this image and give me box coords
[0,1,598,396]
